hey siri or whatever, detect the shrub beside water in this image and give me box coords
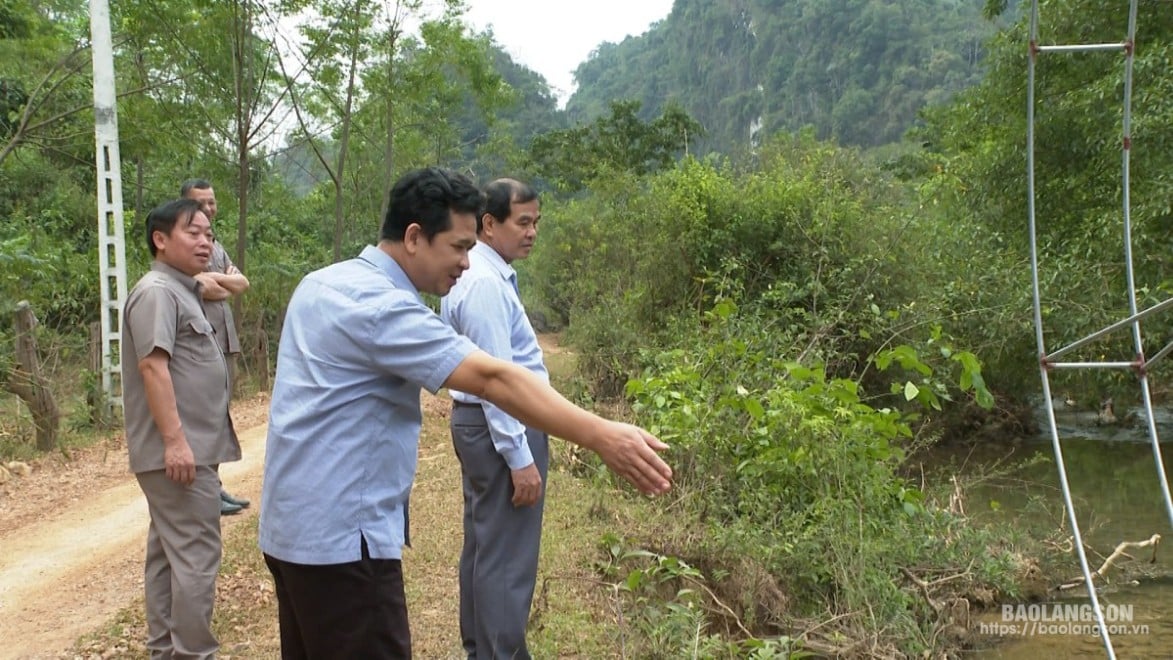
[613,301,1027,656]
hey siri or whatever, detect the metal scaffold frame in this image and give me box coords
[1026,1,1171,657]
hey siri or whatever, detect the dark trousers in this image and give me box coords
[451,402,549,660]
[263,537,411,659]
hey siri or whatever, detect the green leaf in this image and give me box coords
[976,388,995,410]
[625,569,644,592]
[903,381,920,401]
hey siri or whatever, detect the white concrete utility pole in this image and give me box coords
[89,0,127,414]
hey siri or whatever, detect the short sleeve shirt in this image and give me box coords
[259,245,478,565]
[205,241,241,354]
[122,262,241,473]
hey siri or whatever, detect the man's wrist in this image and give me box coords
[500,443,535,471]
[161,427,186,447]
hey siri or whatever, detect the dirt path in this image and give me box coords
[0,336,591,659]
[0,394,271,660]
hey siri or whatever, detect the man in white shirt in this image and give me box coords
[441,178,547,659]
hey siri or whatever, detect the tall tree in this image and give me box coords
[327,1,510,229]
[529,100,702,193]
[281,0,379,262]
[0,0,93,168]
[277,0,509,257]
[918,0,1172,375]
[117,0,291,321]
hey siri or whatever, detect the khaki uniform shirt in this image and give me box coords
[206,241,241,355]
[122,262,241,473]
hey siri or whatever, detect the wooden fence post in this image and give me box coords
[3,301,60,451]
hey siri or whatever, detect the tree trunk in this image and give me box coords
[379,29,399,224]
[333,29,360,263]
[234,143,249,336]
[86,321,109,426]
[135,156,144,221]
[3,302,60,451]
[256,325,269,393]
[231,0,252,340]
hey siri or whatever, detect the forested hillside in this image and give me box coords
[567,0,1002,151]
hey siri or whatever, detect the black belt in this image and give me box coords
[452,400,481,409]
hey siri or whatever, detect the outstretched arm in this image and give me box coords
[443,350,672,495]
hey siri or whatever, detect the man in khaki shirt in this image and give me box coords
[180,178,251,515]
[122,197,241,659]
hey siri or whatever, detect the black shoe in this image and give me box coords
[220,499,244,516]
[221,491,251,508]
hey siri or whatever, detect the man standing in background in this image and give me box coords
[441,178,547,659]
[122,198,240,658]
[180,178,251,516]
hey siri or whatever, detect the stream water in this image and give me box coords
[940,406,1173,658]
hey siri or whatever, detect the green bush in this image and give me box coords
[619,299,1020,654]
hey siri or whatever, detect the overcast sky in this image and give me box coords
[460,0,674,106]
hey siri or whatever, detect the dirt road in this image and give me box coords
[0,416,269,660]
[0,337,584,659]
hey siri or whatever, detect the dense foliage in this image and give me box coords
[3,0,1169,655]
[617,301,1015,655]
[917,0,1172,398]
[526,133,993,403]
[517,132,1024,653]
[566,0,1004,152]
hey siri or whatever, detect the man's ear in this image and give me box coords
[151,229,167,253]
[403,222,422,254]
[481,213,498,237]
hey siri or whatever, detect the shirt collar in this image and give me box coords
[151,261,201,293]
[358,245,423,302]
[471,241,516,283]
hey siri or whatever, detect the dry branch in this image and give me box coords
[1056,533,1161,591]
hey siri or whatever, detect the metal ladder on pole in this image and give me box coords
[90,0,127,415]
[1027,1,1173,657]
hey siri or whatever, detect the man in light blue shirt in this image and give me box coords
[259,167,673,659]
[441,178,547,659]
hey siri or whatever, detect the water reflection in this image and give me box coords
[930,435,1173,658]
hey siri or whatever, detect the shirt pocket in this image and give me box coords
[182,318,224,362]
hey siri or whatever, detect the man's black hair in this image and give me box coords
[145,198,202,256]
[381,168,484,242]
[179,178,213,198]
[479,178,538,234]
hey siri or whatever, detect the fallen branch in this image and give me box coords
[1056,534,1161,591]
[949,475,966,517]
[900,566,942,614]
